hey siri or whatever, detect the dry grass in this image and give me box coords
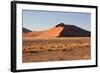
[23,37,90,53]
[22,37,91,62]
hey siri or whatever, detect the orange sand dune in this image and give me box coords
[23,23,90,37]
[38,27,64,37]
[23,31,41,37]
[23,26,64,37]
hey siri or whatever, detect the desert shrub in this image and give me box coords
[47,48,57,51]
[62,49,66,51]
[50,45,55,48]
[47,49,53,51]
[39,47,44,49]
[23,48,29,53]
[62,48,72,51]
[57,45,62,49]
[29,50,39,53]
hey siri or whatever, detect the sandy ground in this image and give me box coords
[22,37,91,63]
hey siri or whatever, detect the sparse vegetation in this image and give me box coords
[23,37,90,53]
[23,37,91,62]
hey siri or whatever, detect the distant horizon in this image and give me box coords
[23,10,91,31]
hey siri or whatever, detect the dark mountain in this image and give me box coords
[23,28,32,33]
[56,23,90,37]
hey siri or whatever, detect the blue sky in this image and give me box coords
[23,10,91,31]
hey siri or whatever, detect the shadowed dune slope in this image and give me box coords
[56,23,90,37]
[23,28,32,33]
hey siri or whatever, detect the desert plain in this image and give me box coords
[22,37,91,62]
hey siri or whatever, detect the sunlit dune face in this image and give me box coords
[23,26,64,37]
[23,31,41,37]
[38,27,64,37]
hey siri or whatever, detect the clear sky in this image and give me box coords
[23,10,91,31]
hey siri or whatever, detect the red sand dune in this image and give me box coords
[23,27,64,37]
[23,23,90,37]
